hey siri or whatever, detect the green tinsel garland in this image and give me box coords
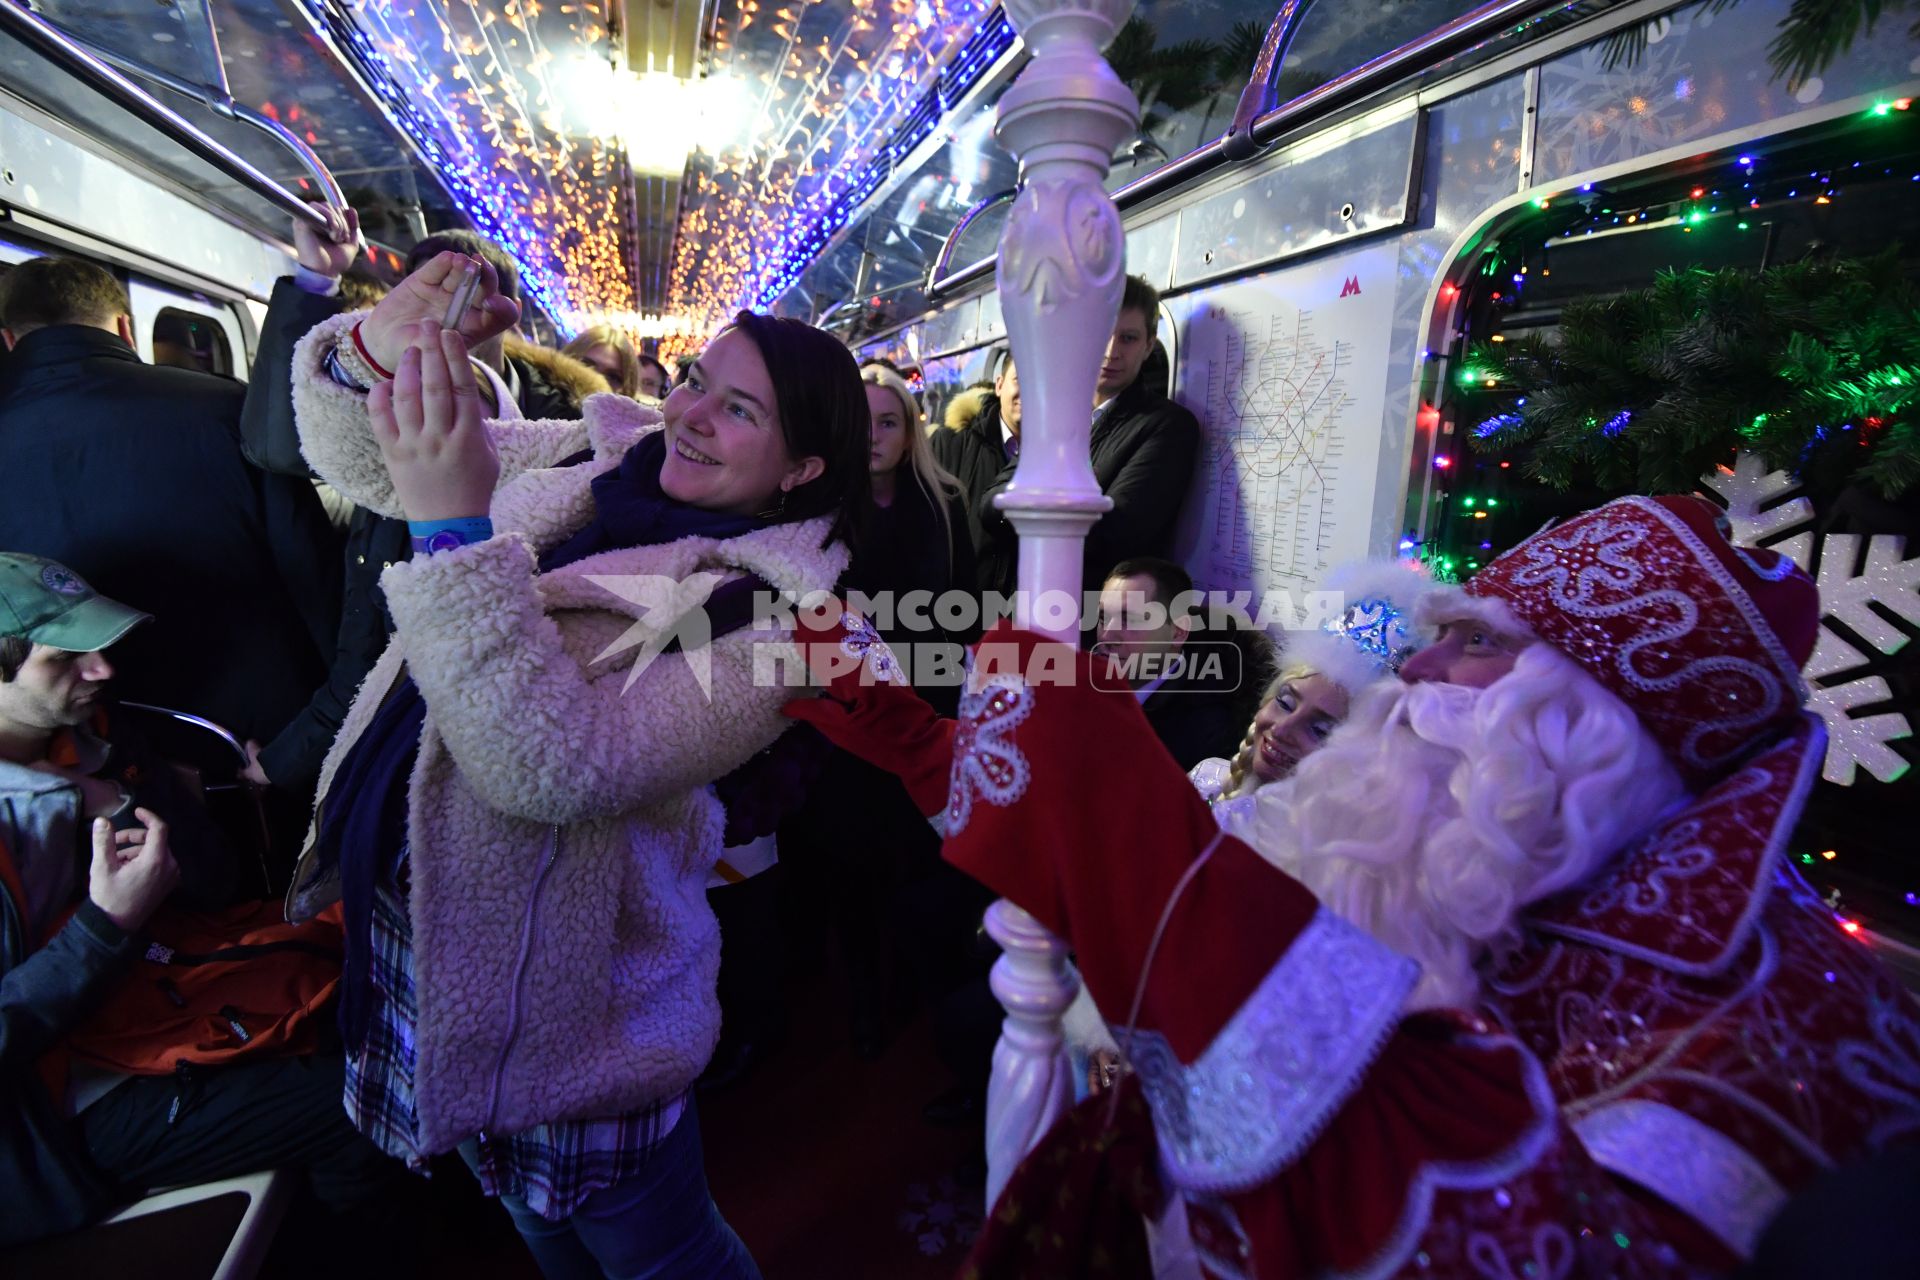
[1463,252,1920,498]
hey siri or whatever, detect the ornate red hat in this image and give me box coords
[1449,494,1819,786]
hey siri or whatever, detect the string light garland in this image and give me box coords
[665,2,1011,349]
[295,0,635,336]
[1415,125,1920,894]
[1454,119,1920,503]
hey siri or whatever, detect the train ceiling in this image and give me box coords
[6,1,1511,339]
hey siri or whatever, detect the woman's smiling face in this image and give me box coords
[659,327,822,515]
[1248,673,1350,784]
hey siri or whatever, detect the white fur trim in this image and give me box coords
[1121,906,1418,1194]
[1573,1099,1786,1258]
[1414,587,1537,641]
[290,312,596,518]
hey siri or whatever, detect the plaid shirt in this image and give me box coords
[344,870,688,1220]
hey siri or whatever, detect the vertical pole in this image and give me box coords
[980,0,1140,1210]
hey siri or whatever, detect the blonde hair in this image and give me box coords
[1224,660,1317,799]
[862,363,965,556]
[562,325,642,397]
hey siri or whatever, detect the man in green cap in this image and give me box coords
[0,552,153,755]
[1,553,398,1248]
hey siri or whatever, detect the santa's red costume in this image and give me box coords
[785,495,1920,1278]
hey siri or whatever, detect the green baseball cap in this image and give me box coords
[0,553,150,652]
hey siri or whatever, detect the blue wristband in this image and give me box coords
[408,516,494,556]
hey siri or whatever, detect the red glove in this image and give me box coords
[780,603,955,816]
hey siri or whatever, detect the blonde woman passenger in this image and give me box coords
[560,324,645,399]
[1192,559,1439,831]
[852,363,977,660]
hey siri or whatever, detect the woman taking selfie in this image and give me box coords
[283,252,869,1279]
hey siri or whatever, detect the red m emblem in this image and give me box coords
[1339,277,1362,297]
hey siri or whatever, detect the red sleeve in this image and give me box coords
[781,602,955,814]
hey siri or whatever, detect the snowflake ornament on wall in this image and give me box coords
[1700,454,1918,784]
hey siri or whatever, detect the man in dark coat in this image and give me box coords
[929,353,1021,545]
[236,214,603,794]
[0,257,338,749]
[972,276,1200,597]
[1094,556,1253,771]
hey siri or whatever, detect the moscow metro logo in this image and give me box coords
[1339,276,1362,297]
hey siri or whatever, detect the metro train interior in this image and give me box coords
[2,0,1919,1276]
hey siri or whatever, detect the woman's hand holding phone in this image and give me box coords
[369,321,502,522]
[358,250,519,377]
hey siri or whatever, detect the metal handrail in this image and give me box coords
[1244,0,1565,154]
[77,36,348,220]
[0,0,342,237]
[120,702,249,768]
[929,0,1572,298]
[924,187,1016,293]
[1222,0,1314,161]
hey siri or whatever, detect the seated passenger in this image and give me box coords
[0,554,395,1247]
[1094,557,1258,772]
[286,251,871,1278]
[974,277,1200,595]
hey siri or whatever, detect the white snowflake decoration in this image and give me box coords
[1701,453,1815,548]
[1700,454,1917,784]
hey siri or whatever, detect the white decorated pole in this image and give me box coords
[981,0,1140,1210]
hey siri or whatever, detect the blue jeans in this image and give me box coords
[459,1104,760,1280]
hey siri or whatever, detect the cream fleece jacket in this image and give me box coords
[283,313,847,1152]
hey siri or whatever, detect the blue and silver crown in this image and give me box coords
[1325,594,1421,674]
[1281,560,1439,692]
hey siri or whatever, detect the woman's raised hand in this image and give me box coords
[357,250,519,376]
[370,322,501,522]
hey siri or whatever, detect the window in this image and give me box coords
[151,307,232,377]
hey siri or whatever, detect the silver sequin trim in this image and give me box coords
[1572,1097,1787,1258]
[1122,906,1418,1194]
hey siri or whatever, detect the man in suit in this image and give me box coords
[0,256,338,751]
[1093,556,1251,771]
[973,276,1200,596]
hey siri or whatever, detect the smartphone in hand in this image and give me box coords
[441,262,483,331]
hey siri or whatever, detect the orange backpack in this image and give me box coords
[64,899,345,1074]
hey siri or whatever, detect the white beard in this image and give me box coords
[1228,644,1688,1011]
